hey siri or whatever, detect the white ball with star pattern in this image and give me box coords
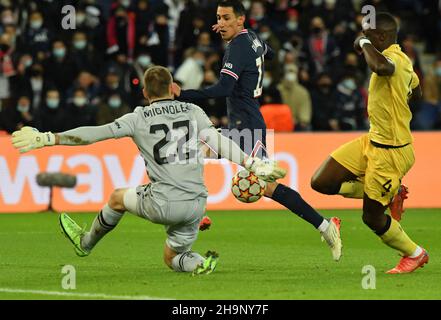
[231,169,266,203]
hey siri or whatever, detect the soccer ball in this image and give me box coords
[231,170,266,203]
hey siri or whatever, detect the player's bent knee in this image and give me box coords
[310,175,338,195]
[108,188,127,212]
[362,212,381,231]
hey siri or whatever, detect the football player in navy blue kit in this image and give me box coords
[172,0,342,261]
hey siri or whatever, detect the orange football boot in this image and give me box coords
[386,249,429,274]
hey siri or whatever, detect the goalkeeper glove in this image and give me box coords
[244,157,287,182]
[12,126,55,153]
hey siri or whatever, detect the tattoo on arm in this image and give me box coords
[58,134,90,146]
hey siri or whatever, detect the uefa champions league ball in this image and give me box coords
[231,170,266,203]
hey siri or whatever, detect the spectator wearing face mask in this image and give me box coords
[278,9,303,43]
[38,88,66,132]
[311,72,338,131]
[277,64,312,131]
[129,51,153,105]
[12,63,50,114]
[174,48,205,90]
[96,93,131,125]
[106,2,136,61]
[44,40,78,93]
[1,8,16,31]
[259,70,282,107]
[23,11,52,61]
[301,16,340,79]
[77,4,107,55]
[2,95,35,133]
[258,24,281,82]
[101,68,132,106]
[333,74,367,131]
[248,0,268,32]
[70,31,100,75]
[337,52,368,88]
[65,88,96,129]
[68,70,101,110]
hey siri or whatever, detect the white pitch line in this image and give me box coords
[0,288,173,300]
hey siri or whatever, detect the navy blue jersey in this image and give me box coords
[220,29,270,129]
[179,29,273,131]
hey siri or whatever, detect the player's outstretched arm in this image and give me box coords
[55,125,115,146]
[201,127,286,182]
[354,36,395,76]
[12,125,116,153]
[174,73,236,100]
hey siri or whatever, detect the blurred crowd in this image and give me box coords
[0,0,440,134]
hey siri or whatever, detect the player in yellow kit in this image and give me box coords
[310,12,428,274]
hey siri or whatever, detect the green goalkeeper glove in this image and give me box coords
[12,126,55,153]
[244,157,287,182]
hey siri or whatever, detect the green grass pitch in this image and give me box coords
[0,209,440,300]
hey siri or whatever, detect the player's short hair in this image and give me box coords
[217,0,246,17]
[143,66,172,99]
[376,12,398,33]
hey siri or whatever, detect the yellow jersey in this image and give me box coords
[367,44,420,146]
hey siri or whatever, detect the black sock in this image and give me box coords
[271,184,324,229]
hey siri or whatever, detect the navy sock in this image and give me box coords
[271,184,324,229]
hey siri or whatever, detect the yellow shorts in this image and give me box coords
[331,134,415,206]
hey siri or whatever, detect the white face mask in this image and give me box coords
[30,20,43,29]
[73,97,87,107]
[17,104,30,113]
[262,78,272,88]
[285,73,297,82]
[137,55,151,67]
[342,79,357,91]
[194,58,204,67]
[242,0,251,10]
[287,21,298,31]
[46,98,60,109]
[109,98,122,108]
[121,0,131,8]
[24,58,33,68]
[73,40,87,50]
[30,78,43,90]
[260,32,270,41]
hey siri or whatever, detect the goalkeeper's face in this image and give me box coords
[216,6,245,42]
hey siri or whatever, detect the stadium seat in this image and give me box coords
[260,104,295,132]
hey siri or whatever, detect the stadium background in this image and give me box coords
[0,0,440,212]
[0,0,441,301]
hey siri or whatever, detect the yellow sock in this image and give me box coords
[380,217,417,256]
[338,181,364,199]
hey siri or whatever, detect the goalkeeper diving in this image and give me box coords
[11,66,285,275]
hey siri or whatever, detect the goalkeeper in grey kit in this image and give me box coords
[11,66,285,275]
